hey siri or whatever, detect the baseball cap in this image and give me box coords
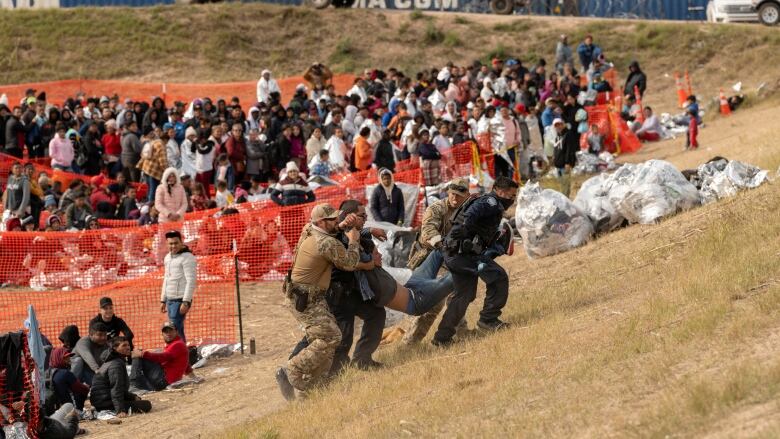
[310,203,339,222]
[447,178,470,196]
[161,321,177,331]
[99,297,113,308]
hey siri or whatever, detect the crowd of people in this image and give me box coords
[1,33,667,237]
[0,230,198,438]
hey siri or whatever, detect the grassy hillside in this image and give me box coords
[1,4,780,111]
[226,138,780,437]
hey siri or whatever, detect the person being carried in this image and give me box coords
[129,322,189,392]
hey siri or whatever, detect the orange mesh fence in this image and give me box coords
[0,331,42,437]
[584,105,642,155]
[0,75,356,108]
[0,142,483,347]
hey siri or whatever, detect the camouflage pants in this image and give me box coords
[285,291,341,391]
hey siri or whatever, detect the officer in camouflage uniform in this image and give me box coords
[275,203,361,400]
[402,178,471,344]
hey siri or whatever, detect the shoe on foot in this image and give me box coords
[353,358,384,370]
[431,337,454,348]
[275,367,296,401]
[477,319,510,331]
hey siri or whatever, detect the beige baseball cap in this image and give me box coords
[447,178,470,195]
[310,204,339,222]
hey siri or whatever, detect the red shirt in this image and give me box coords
[142,336,189,385]
[102,133,121,156]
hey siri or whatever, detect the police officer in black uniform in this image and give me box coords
[433,176,520,346]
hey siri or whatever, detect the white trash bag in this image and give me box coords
[574,173,625,233]
[698,159,769,204]
[515,183,594,258]
[611,160,701,224]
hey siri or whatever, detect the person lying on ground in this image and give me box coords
[89,336,152,417]
[129,322,189,392]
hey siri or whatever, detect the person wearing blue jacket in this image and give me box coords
[577,35,602,71]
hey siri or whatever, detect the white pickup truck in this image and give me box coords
[707,0,780,25]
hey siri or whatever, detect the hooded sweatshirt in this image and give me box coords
[257,70,281,104]
[49,135,75,168]
[4,173,30,216]
[155,167,188,223]
[369,169,405,225]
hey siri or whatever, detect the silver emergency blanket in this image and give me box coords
[573,173,625,233]
[367,221,417,269]
[610,160,701,224]
[572,151,619,175]
[697,159,769,204]
[515,183,594,258]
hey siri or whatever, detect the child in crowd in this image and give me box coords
[117,186,139,220]
[215,180,234,208]
[138,205,158,226]
[586,124,603,154]
[214,153,235,191]
[190,182,209,211]
[686,109,699,150]
[309,149,335,178]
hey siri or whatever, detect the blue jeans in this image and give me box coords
[166,299,187,343]
[146,175,160,203]
[404,250,454,316]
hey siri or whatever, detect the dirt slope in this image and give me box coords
[81,100,780,438]
[1,4,780,112]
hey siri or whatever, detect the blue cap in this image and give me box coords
[163,123,174,131]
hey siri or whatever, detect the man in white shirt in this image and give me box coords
[256,69,281,104]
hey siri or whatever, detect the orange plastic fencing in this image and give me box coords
[582,105,642,155]
[0,75,356,108]
[0,331,41,437]
[0,142,480,348]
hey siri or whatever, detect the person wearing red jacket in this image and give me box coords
[129,322,189,391]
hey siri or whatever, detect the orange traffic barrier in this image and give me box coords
[719,89,731,116]
[675,72,687,108]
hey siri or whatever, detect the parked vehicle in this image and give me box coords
[706,0,758,22]
[754,0,780,24]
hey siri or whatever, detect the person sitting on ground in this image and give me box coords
[117,185,139,220]
[373,129,396,172]
[48,347,90,411]
[70,321,109,385]
[369,168,405,225]
[89,336,152,417]
[270,162,315,206]
[586,124,603,154]
[129,322,189,392]
[89,297,134,349]
[58,325,81,351]
[635,106,662,142]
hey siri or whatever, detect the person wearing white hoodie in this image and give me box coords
[180,127,198,180]
[257,69,281,104]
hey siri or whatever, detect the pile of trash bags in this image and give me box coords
[515,182,594,258]
[572,151,619,175]
[696,159,769,204]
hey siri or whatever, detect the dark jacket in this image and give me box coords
[373,139,395,172]
[83,128,104,176]
[553,128,579,169]
[447,193,504,253]
[623,62,647,97]
[4,114,24,152]
[88,314,134,345]
[120,131,142,167]
[90,349,136,413]
[370,184,405,225]
[418,142,441,161]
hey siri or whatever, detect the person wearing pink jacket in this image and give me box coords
[49,122,74,171]
[155,167,188,224]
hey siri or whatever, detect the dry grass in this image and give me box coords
[1,4,780,112]
[222,105,780,437]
